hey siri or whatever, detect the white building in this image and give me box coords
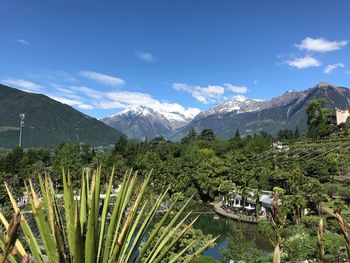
[335,108,350,125]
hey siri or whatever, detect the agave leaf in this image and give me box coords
[73,202,84,263]
[111,170,152,260]
[4,183,44,263]
[0,232,19,263]
[143,195,194,262]
[109,170,137,259]
[80,170,87,236]
[85,180,96,263]
[168,241,196,263]
[101,171,129,263]
[124,188,170,263]
[0,213,23,263]
[109,176,139,261]
[146,211,199,263]
[97,166,115,261]
[27,180,59,263]
[94,167,101,234]
[118,201,148,261]
[0,212,26,257]
[63,169,76,261]
[47,175,67,259]
[134,195,181,263]
[183,236,219,263]
[151,213,198,263]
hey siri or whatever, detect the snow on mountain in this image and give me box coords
[195,95,267,119]
[101,105,200,139]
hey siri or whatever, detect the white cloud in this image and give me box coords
[106,90,199,118]
[70,86,104,100]
[2,78,42,92]
[285,56,321,69]
[80,71,125,87]
[296,37,347,53]
[16,39,29,45]
[94,101,126,109]
[56,87,76,94]
[324,63,345,74]
[2,75,199,118]
[78,104,95,110]
[49,84,199,118]
[224,83,248,94]
[172,83,225,103]
[49,95,83,106]
[28,70,77,82]
[135,51,156,62]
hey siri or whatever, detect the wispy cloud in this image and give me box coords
[324,63,345,74]
[224,83,248,94]
[80,71,125,87]
[69,86,105,100]
[78,104,95,110]
[48,95,83,106]
[296,37,347,53]
[135,51,156,62]
[285,56,321,69]
[1,78,42,92]
[28,70,77,82]
[2,74,199,117]
[172,83,225,103]
[48,82,199,117]
[15,39,29,45]
[173,82,249,103]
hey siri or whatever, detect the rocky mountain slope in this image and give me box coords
[0,84,125,148]
[171,82,350,140]
[102,106,199,139]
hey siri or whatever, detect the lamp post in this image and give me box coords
[19,113,25,147]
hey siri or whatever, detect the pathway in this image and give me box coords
[212,201,258,224]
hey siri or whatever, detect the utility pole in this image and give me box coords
[19,113,25,147]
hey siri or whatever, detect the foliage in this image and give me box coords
[0,168,217,263]
[222,227,261,262]
[283,231,317,260]
[0,84,124,148]
[306,98,333,139]
[51,142,83,180]
[190,255,218,263]
[199,129,215,141]
[146,227,216,262]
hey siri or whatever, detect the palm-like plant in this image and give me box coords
[0,167,217,263]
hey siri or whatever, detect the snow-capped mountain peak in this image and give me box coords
[102,105,200,139]
[195,95,266,119]
[233,95,247,102]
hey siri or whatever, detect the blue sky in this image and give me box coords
[1,0,350,119]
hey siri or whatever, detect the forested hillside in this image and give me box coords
[0,84,125,148]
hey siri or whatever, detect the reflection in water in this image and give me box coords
[193,208,273,261]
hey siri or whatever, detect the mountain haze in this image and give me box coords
[0,84,125,148]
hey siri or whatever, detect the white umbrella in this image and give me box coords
[244,204,255,210]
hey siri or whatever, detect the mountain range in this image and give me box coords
[102,82,350,140]
[101,106,199,139]
[2,82,350,147]
[0,84,124,148]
